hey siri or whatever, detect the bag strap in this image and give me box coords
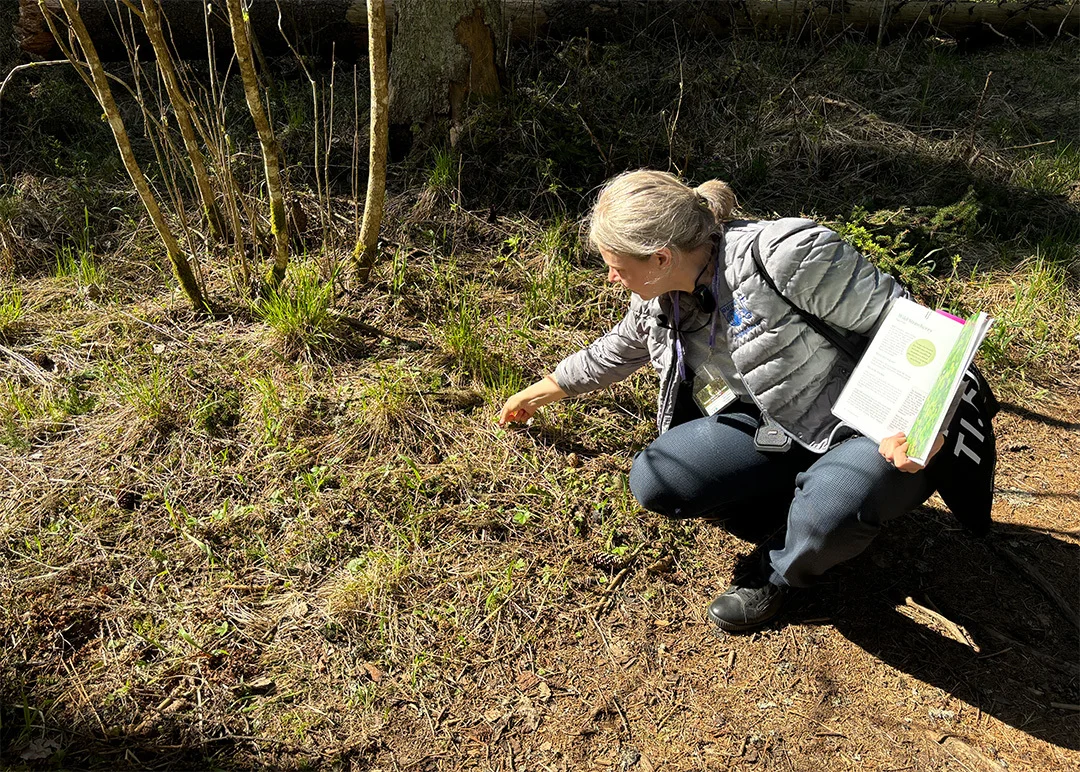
[750,234,863,361]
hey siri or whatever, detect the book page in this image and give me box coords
[904,313,991,463]
[832,298,964,443]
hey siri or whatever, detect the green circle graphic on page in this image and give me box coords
[906,339,936,367]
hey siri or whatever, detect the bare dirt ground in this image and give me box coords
[353,396,1080,772]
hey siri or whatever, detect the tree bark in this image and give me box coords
[354,0,389,285]
[140,0,228,241]
[225,0,289,290]
[42,0,209,313]
[388,0,504,130]
[20,0,1080,60]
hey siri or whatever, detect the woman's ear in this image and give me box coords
[653,247,673,270]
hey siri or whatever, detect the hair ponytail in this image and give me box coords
[587,170,736,260]
[694,179,736,223]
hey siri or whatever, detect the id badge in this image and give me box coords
[692,355,737,416]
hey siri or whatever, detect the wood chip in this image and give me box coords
[516,670,540,691]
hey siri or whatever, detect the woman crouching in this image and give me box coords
[498,169,941,633]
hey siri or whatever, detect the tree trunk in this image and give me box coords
[141,0,228,241]
[42,0,209,313]
[354,0,389,285]
[20,0,1080,60]
[225,0,290,290]
[388,0,503,132]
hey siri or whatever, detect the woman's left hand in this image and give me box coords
[879,432,946,473]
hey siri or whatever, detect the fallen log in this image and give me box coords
[19,0,1080,61]
[18,0,369,61]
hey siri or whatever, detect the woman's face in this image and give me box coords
[600,248,670,300]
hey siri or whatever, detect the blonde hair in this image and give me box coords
[586,170,736,259]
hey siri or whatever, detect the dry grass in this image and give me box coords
[0,29,1077,772]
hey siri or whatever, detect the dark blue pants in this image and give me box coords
[628,409,936,588]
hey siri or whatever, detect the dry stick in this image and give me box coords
[1058,0,1079,39]
[225,0,289,289]
[903,596,976,650]
[274,1,324,236]
[921,729,1007,772]
[40,0,208,313]
[354,0,389,285]
[141,0,227,240]
[966,71,993,160]
[989,540,1080,633]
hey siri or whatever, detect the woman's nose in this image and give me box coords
[607,267,618,283]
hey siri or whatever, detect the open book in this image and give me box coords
[831,297,993,466]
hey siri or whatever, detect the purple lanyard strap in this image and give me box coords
[672,232,723,383]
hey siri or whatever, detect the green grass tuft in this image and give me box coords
[0,287,24,335]
[54,244,104,289]
[251,264,337,356]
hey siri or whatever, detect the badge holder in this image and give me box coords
[692,356,737,416]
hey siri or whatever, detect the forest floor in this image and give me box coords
[0,24,1078,772]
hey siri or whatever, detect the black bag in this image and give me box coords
[925,366,998,535]
[750,235,998,533]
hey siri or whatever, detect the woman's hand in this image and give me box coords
[879,432,946,473]
[499,392,537,425]
[498,375,568,426]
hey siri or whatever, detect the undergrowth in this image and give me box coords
[0,29,1076,770]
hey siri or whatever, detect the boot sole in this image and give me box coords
[708,609,780,634]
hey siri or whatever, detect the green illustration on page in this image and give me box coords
[906,314,978,460]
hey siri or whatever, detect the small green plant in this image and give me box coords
[835,209,933,293]
[251,264,337,356]
[0,287,24,334]
[195,388,241,437]
[389,247,408,297]
[1012,143,1080,196]
[249,375,287,446]
[427,149,455,194]
[53,207,103,289]
[54,243,103,287]
[353,362,415,443]
[980,254,1078,375]
[109,359,175,428]
[525,220,579,322]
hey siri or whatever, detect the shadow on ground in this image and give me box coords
[791,510,1080,752]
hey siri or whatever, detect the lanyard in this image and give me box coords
[672,234,723,382]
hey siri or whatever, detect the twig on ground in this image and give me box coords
[589,615,619,670]
[582,545,645,617]
[329,310,424,349]
[921,728,1006,772]
[989,540,1080,633]
[612,694,631,737]
[903,596,978,650]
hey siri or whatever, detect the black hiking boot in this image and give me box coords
[708,574,790,633]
